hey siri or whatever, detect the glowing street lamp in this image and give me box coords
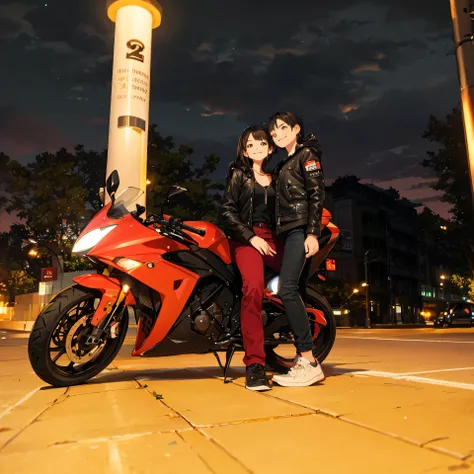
[105,0,163,206]
[28,248,38,257]
[352,288,360,294]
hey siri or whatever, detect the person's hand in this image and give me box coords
[250,236,277,256]
[304,234,319,257]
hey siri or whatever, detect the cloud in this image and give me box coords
[352,62,381,73]
[0,106,72,157]
[0,3,36,39]
[360,176,450,217]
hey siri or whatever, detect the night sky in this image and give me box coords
[0,0,460,223]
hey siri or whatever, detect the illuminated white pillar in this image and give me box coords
[106,0,162,205]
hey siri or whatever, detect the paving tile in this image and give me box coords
[67,380,140,396]
[203,414,472,474]
[115,432,213,473]
[0,387,66,449]
[0,443,110,474]
[179,429,250,474]
[143,377,312,427]
[255,372,474,458]
[2,386,189,454]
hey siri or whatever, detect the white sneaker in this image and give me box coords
[272,357,325,387]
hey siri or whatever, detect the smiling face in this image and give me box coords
[244,133,271,163]
[270,118,301,151]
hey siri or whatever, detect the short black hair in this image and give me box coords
[267,112,304,142]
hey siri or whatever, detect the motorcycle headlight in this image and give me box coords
[72,225,117,254]
[267,276,280,295]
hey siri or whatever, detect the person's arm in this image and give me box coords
[299,146,325,237]
[218,169,256,244]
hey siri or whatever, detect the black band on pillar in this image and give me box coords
[118,115,146,131]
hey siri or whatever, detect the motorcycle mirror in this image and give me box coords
[167,185,188,201]
[133,204,146,218]
[106,170,120,200]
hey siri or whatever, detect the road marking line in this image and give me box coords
[399,367,474,376]
[351,370,474,391]
[0,387,40,420]
[339,336,474,344]
[108,440,124,474]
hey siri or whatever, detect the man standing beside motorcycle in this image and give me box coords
[268,111,326,387]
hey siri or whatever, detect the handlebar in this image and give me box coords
[181,222,206,237]
[145,214,206,237]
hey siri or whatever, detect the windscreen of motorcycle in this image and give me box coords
[107,187,144,219]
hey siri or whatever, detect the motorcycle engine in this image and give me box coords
[192,302,223,335]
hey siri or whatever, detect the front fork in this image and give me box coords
[73,270,136,344]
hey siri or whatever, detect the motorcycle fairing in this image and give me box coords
[73,274,136,326]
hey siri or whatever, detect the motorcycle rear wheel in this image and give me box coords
[265,288,336,373]
[28,285,128,387]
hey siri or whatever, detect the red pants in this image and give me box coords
[230,225,283,366]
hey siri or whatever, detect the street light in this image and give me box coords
[105,0,162,207]
[440,225,447,231]
[28,248,38,257]
[352,288,360,294]
[27,238,64,289]
[441,274,446,280]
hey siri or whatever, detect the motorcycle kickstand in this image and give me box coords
[212,344,236,383]
[212,351,224,372]
[223,344,236,384]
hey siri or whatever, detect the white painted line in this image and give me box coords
[351,370,474,391]
[399,366,474,376]
[339,336,474,344]
[108,440,124,474]
[0,387,40,420]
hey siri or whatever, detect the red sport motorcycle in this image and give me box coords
[28,171,340,387]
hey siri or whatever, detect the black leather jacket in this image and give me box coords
[218,159,257,244]
[273,135,325,237]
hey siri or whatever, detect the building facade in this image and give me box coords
[325,177,421,324]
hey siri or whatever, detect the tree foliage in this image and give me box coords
[0,225,40,301]
[422,107,474,276]
[451,274,474,301]
[0,125,224,282]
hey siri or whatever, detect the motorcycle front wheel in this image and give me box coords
[265,288,337,373]
[28,285,128,387]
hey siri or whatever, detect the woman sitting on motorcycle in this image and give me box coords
[218,125,282,392]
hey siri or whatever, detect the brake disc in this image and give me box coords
[65,315,106,363]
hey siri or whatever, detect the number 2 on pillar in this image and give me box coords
[126,39,145,63]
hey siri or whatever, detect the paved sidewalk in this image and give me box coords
[2,346,474,474]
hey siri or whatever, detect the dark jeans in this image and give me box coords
[279,227,313,353]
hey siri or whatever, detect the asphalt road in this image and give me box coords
[1,326,474,473]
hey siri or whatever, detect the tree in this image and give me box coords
[145,125,224,221]
[422,107,472,224]
[0,270,36,303]
[0,125,224,274]
[422,107,474,276]
[0,225,40,301]
[451,274,474,301]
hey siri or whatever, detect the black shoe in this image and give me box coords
[245,363,272,391]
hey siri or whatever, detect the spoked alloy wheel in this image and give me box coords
[28,285,128,387]
[265,288,336,373]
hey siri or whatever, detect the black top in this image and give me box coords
[253,181,275,225]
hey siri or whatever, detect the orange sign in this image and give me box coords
[326,259,336,272]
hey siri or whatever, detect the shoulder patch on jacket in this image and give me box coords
[304,159,321,172]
